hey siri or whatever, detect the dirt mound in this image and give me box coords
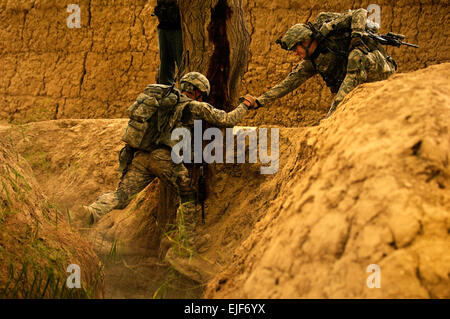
[1,0,448,126]
[1,63,448,298]
[0,120,284,298]
[205,63,450,298]
[0,119,126,213]
[0,139,104,298]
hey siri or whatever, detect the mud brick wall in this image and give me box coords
[0,0,449,125]
[0,0,160,123]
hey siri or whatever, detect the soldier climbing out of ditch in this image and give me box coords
[82,72,258,283]
[248,8,406,117]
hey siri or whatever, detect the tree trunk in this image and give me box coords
[175,0,251,224]
[178,0,250,111]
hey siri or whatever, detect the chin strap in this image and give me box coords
[298,39,314,59]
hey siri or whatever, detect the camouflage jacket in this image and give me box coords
[257,9,374,106]
[158,97,249,148]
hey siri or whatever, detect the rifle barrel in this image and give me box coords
[403,42,419,48]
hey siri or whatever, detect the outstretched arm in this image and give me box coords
[188,101,249,127]
[256,60,316,107]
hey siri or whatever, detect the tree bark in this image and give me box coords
[178,0,250,111]
[176,0,251,223]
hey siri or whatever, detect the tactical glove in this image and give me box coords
[239,94,258,109]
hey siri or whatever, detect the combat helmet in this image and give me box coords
[180,72,211,97]
[277,23,313,50]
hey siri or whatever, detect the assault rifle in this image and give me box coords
[366,30,419,48]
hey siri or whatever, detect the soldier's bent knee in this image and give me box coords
[115,189,130,209]
[347,49,366,73]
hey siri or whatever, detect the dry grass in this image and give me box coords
[0,140,104,298]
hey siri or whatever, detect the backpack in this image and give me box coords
[154,0,181,28]
[121,84,181,151]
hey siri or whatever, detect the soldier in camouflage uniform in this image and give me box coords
[254,9,397,117]
[84,72,256,282]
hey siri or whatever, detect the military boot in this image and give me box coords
[164,201,216,283]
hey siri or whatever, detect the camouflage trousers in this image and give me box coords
[87,147,196,219]
[328,47,397,116]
